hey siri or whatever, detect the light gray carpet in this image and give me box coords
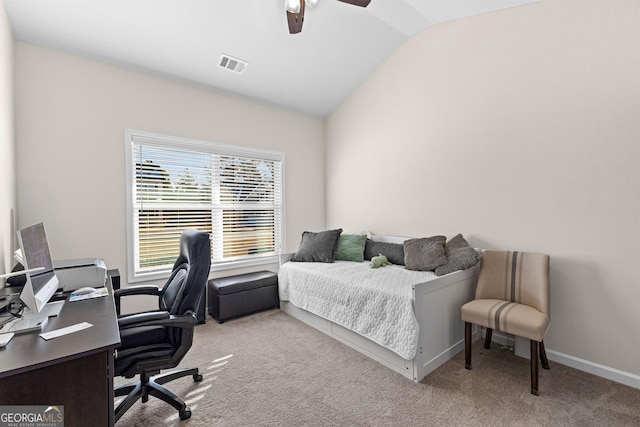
[116,309,640,426]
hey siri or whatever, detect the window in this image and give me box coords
[125,130,284,282]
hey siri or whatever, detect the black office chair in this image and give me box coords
[113,229,211,421]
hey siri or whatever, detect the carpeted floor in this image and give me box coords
[116,309,640,426]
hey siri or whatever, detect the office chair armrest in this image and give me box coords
[113,285,162,315]
[118,311,197,330]
[114,285,162,298]
[118,310,170,328]
[166,312,198,329]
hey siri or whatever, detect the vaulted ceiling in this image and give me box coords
[4,0,537,116]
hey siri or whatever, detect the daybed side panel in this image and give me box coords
[413,264,480,382]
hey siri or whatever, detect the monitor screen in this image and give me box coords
[17,222,59,313]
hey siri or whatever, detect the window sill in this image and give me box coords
[212,255,280,272]
[129,255,281,283]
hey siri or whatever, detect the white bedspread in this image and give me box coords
[278,261,439,360]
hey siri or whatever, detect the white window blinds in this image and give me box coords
[126,130,283,281]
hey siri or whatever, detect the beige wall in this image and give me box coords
[326,0,640,377]
[15,42,325,310]
[0,4,15,277]
[11,0,640,382]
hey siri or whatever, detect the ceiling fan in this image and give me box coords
[285,0,372,34]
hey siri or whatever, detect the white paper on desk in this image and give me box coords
[40,322,93,340]
[69,287,109,302]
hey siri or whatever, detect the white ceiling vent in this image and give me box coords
[219,54,247,74]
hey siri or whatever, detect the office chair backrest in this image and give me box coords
[476,250,550,315]
[160,229,211,316]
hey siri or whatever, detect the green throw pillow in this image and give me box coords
[335,234,367,262]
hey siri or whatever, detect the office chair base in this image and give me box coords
[115,368,202,422]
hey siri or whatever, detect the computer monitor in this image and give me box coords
[16,222,59,314]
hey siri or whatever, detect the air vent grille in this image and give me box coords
[219,54,247,74]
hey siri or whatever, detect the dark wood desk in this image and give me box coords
[0,274,120,427]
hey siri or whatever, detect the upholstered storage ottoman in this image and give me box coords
[208,271,279,323]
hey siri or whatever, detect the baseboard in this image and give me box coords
[546,350,640,390]
[486,330,640,390]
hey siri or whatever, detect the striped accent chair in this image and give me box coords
[461,250,550,395]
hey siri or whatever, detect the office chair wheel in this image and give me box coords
[179,407,192,420]
[193,373,203,382]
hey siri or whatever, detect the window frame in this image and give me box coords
[125,129,285,283]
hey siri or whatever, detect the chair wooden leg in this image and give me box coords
[484,328,493,349]
[539,340,550,370]
[530,340,539,396]
[465,322,472,370]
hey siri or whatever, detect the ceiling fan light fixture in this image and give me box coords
[285,0,301,14]
[286,0,370,34]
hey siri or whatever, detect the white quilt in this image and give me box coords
[278,261,439,360]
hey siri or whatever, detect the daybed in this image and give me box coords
[278,231,481,383]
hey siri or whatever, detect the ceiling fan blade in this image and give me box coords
[337,0,371,7]
[287,0,305,34]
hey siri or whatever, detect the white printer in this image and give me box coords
[53,258,107,292]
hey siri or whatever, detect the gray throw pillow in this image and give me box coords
[364,239,405,265]
[292,229,343,263]
[403,236,447,271]
[434,234,482,276]
[335,234,367,262]
[444,233,471,252]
